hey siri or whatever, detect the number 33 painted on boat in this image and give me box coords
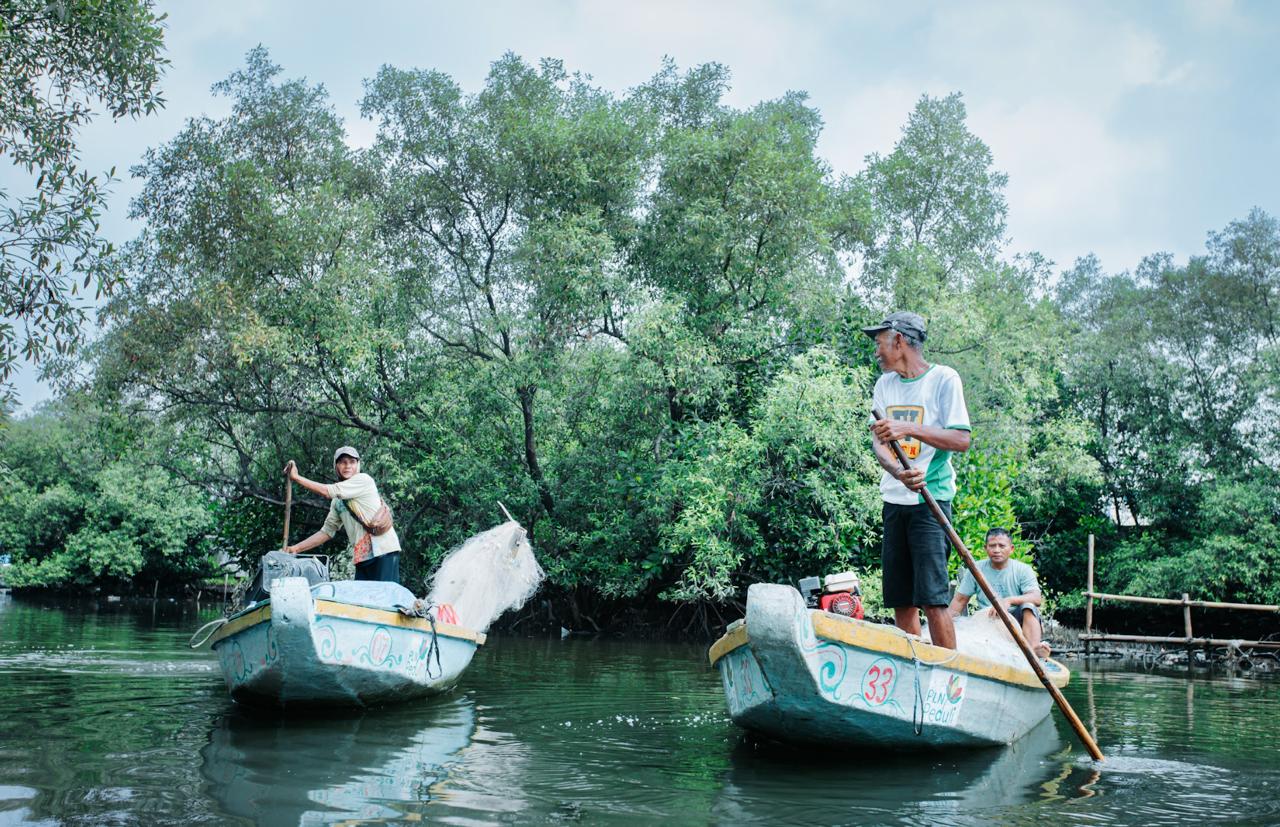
[861,658,897,706]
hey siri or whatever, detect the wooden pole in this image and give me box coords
[1081,632,1280,649]
[1085,591,1279,611]
[282,467,293,552]
[1085,534,1095,659]
[1182,592,1193,670]
[872,408,1105,761]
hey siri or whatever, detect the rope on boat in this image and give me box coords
[424,611,443,680]
[397,600,445,679]
[905,636,962,736]
[189,618,227,649]
[908,638,925,736]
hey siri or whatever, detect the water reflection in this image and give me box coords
[4,598,1280,827]
[713,716,1080,824]
[199,696,476,825]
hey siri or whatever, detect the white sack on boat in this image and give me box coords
[942,612,1037,672]
[426,520,544,633]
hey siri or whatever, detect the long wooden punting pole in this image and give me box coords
[872,408,1104,761]
[281,472,293,552]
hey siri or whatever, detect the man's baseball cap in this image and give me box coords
[860,311,927,344]
[333,446,361,464]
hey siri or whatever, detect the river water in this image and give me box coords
[1,594,1277,826]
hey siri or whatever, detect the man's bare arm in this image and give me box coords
[872,439,925,491]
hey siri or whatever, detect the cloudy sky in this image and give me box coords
[9,0,1279,406]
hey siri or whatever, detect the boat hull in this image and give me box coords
[209,577,485,707]
[710,583,1069,748]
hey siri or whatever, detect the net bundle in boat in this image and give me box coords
[426,520,544,633]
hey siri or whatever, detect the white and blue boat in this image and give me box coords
[205,578,485,708]
[710,583,1070,748]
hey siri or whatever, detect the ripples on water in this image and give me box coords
[1,594,1279,825]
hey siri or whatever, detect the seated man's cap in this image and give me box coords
[333,446,361,464]
[860,311,927,343]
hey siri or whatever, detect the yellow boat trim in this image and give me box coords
[314,600,486,645]
[210,604,271,644]
[208,601,486,647]
[708,623,749,666]
[708,612,1067,690]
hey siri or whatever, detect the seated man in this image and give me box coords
[948,527,1051,658]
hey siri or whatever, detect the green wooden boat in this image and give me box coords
[709,583,1070,748]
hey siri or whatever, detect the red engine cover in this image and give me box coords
[820,592,863,619]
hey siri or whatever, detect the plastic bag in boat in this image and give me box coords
[426,520,544,633]
[244,551,329,604]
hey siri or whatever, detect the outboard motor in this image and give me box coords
[798,571,863,619]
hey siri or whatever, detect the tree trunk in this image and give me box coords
[517,384,556,516]
[667,384,684,424]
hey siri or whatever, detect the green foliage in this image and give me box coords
[645,347,884,601]
[745,347,881,582]
[655,422,764,602]
[1057,210,1280,532]
[1097,476,1280,605]
[0,0,167,388]
[8,48,1275,621]
[1044,208,1280,608]
[206,497,283,572]
[0,399,214,590]
[952,447,1026,574]
[855,567,894,623]
[858,92,1008,307]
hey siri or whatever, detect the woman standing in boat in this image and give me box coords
[283,446,402,583]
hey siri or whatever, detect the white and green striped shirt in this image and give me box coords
[871,364,971,505]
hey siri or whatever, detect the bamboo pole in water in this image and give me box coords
[872,407,1105,762]
[1183,593,1194,668]
[1085,534,1095,658]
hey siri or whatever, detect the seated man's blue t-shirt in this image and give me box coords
[955,558,1040,610]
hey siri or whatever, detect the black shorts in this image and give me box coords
[881,500,951,608]
[355,551,400,584]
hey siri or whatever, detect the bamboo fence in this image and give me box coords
[1082,534,1280,656]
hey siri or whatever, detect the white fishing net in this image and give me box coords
[425,520,544,633]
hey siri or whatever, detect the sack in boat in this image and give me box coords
[346,498,394,537]
[245,551,329,604]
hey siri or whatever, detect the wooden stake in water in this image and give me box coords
[872,407,1105,762]
[1085,533,1095,658]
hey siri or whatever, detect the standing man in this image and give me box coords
[283,446,402,583]
[949,528,1051,658]
[865,311,971,649]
